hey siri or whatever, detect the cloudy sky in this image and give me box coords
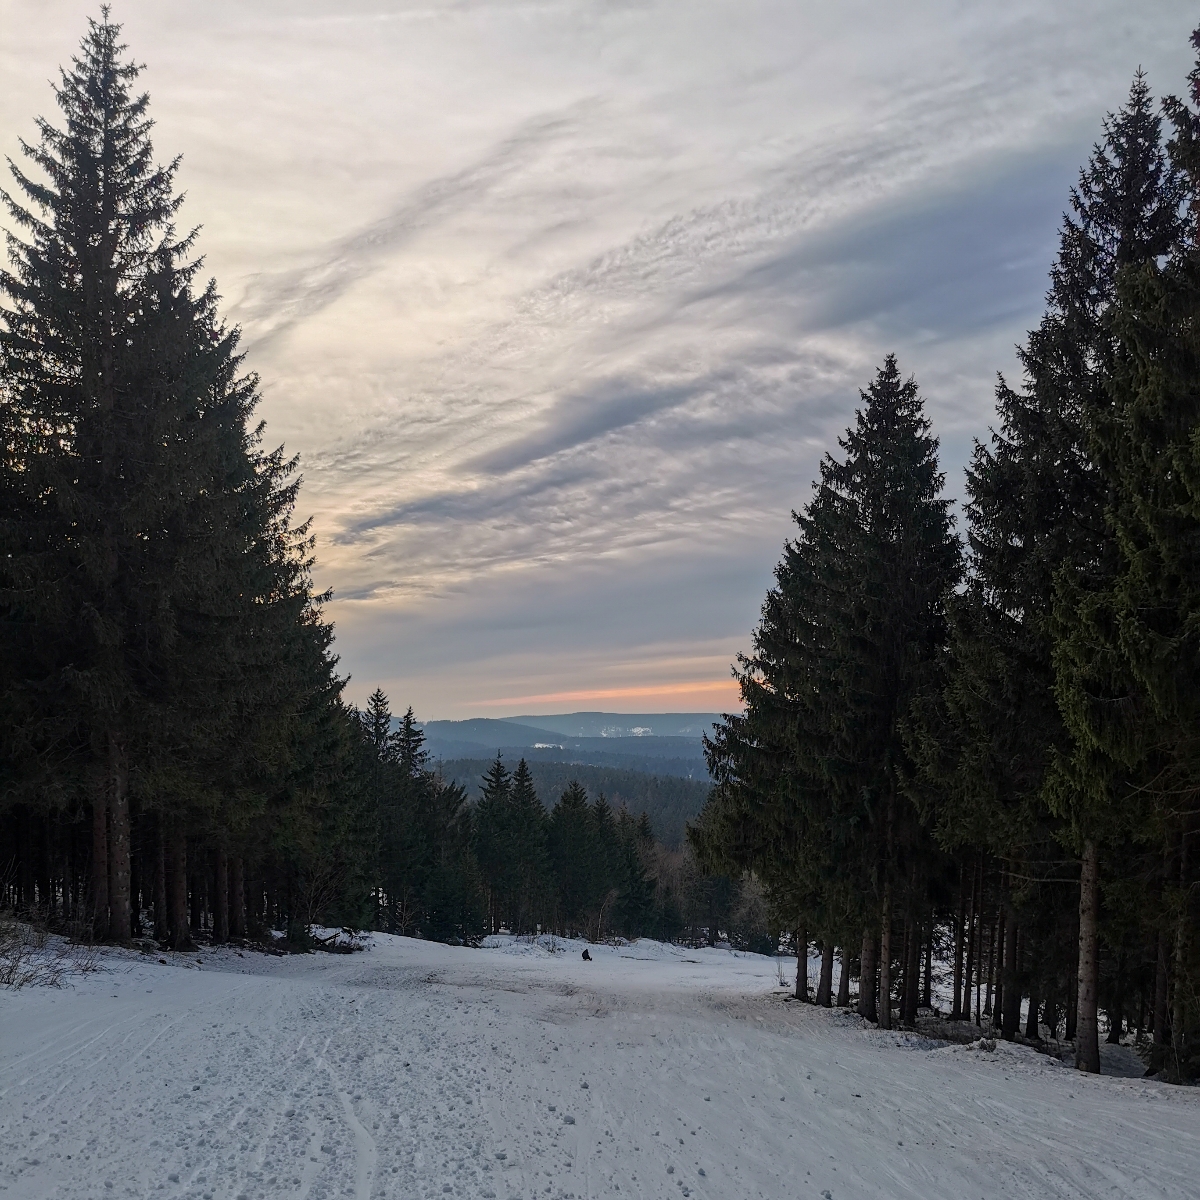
[2,2,1195,718]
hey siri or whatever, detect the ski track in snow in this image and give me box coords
[1,935,1196,1200]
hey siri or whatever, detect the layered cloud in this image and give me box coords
[3,0,1195,715]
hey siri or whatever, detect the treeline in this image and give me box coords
[363,691,742,945]
[0,17,730,955]
[692,54,1200,1081]
[438,759,709,849]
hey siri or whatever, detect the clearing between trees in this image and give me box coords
[2,936,1194,1200]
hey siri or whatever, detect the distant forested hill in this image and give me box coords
[437,758,710,849]
[419,717,709,779]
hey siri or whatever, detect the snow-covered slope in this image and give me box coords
[2,935,1194,1200]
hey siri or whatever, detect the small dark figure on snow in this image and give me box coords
[581,949,592,961]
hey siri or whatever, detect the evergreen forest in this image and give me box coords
[692,53,1200,1080]
[0,16,715,961]
[3,12,1200,1086]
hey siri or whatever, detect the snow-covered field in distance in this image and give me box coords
[2,933,1195,1200]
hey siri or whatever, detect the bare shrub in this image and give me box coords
[0,911,101,989]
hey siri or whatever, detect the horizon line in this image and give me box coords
[462,680,740,708]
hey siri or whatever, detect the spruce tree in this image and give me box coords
[590,793,620,939]
[905,73,1187,1061]
[422,775,483,943]
[508,758,548,933]
[0,13,181,939]
[0,11,377,947]
[549,781,594,936]
[474,753,512,932]
[819,358,959,1027]
[696,482,842,974]
[700,357,958,1024]
[1029,76,1185,1072]
[613,806,656,937]
[1053,46,1200,1078]
[0,12,262,940]
[0,11,352,946]
[377,712,432,935]
[390,707,429,776]
[361,689,394,761]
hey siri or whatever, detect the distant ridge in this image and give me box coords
[500,711,722,739]
[415,713,721,780]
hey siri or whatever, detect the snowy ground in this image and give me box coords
[2,934,1196,1200]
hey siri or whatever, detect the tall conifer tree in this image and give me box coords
[701,357,958,1025]
[1,12,222,939]
[1054,47,1200,1078]
[0,10,346,943]
[549,781,594,936]
[508,758,548,933]
[909,74,1186,1059]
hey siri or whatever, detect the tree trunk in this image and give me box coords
[816,942,834,1007]
[1153,930,1170,1047]
[152,817,169,943]
[879,882,893,1030]
[794,924,808,1000]
[35,813,52,917]
[993,902,1006,1027]
[1075,838,1101,1073]
[903,917,920,1026]
[167,831,193,951]
[963,859,978,1022]
[1025,979,1040,1040]
[91,794,109,941]
[1066,956,1078,1042]
[1151,838,1172,1053]
[128,827,141,938]
[230,855,246,938]
[106,731,132,943]
[16,811,32,912]
[922,928,932,1010]
[983,916,995,1020]
[214,848,229,944]
[189,865,203,937]
[858,929,878,1021]
[879,784,895,1029]
[249,872,261,933]
[1169,830,1190,1079]
[836,948,851,1007]
[1106,949,1125,1044]
[1001,908,1019,1040]
[952,866,966,1018]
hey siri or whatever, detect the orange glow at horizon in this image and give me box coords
[467,679,742,709]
